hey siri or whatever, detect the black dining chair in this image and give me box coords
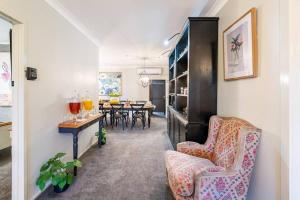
[111,104,128,130]
[99,103,109,126]
[120,102,130,124]
[130,104,146,129]
[136,100,147,105]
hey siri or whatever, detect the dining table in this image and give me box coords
[100,103,156,128]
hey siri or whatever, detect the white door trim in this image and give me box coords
[0,11,26,200]
[11,23,26,200]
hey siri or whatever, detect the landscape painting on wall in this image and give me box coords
[99,72,122,96]
[0,52,12,106]
[223,8,257,81]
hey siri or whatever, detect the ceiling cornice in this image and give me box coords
[44,0,101,47]
[200,0,229,17]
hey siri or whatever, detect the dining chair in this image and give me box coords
[130,104,146,129]
[111,104,128,130]
[99,103,109,126]
[120,102,130,124]
[136,100,147,105]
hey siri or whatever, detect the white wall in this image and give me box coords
[216,0,281,199]
[288,0,300,199]
[0,0,99,199]
[99,67,168,101]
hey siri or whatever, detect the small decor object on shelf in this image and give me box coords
[223,8,257,81]
[36,152,82,193]
[184,87,188,95]
[109,92,121,104]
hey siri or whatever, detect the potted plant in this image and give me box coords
[36,152,82,193]
[95,128,107,147]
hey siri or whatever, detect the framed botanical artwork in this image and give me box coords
[223,8,258,81]
[99,72,122,96]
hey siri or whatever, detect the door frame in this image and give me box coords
[149,79,167,116]
[0,11,26,200]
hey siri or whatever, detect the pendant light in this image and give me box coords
[138,58,151,88]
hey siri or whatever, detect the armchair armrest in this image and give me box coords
[177,142,212,159]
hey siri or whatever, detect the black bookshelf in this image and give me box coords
[167,17,218,149]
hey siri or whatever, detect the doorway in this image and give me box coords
[0,11,25,200]
[149,80,166,117]
[0,17,13,200]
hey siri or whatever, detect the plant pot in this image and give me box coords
[53,184,70,193]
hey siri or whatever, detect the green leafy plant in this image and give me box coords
[36,153,82,191]
[95,128,107,145]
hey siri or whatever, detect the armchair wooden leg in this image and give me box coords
[165,169,169,186]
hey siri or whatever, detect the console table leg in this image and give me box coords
[98,118,104,148]
[72,131,79,176]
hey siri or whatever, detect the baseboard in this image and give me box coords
[31,139,98,200]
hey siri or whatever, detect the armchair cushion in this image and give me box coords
[165,150,224,197]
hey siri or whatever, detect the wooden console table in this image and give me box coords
[58,114,104,175]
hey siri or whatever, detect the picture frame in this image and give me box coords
[99,72,122,96]
[223,8,258,81]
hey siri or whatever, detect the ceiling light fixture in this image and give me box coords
[138,58,152,88]
[163,32,180,46]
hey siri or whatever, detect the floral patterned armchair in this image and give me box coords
[165,116,261,200]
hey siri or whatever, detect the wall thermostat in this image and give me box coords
[26,67,37,80]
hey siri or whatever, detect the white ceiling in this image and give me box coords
[56,0,209,67]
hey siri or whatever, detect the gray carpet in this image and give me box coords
[38,117,174,200]
[0,147,12,200]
